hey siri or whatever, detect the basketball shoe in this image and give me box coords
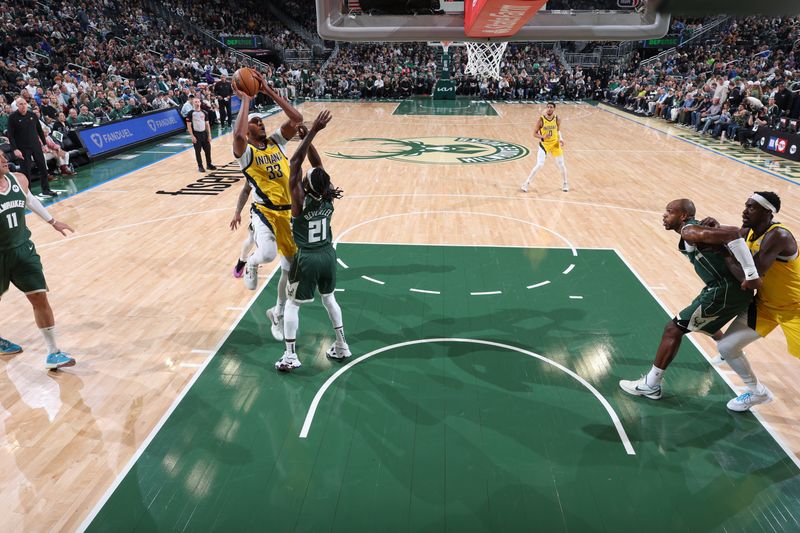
[46,351,76,370]
[326,343,352,360]
[619,375,662,400]
[0,338,22,355]
[266,307,284,341]
[244,264,258,290]
[233,259,246,278]
[275,351,301,372]
[727,386,773,412]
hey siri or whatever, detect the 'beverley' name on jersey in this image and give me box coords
[0,199,26,214]
[303,207,333,221]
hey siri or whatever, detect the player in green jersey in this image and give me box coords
[620,198,762,400]
[275,110,351,372]
[0,152,76,369]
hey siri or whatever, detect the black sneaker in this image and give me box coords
[207,164,217,170]
[40,189,58,197]
[198,166,206,172]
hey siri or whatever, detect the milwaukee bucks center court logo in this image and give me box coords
[326,136,529,165]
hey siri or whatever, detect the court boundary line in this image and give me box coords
[337,240,614,251]
[613,248,800,470]
[598,104,800,187]
[298,337,636,456]
[76,265,282,532]
[334,210,579,256]
[334,211,578,296]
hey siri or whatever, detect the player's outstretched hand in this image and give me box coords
[252,70,269,93]
[231,78,246,99]
[700,217,720,228]
[230,212,242,231]
[742,278,763,291]
[297,124,309,140]
[311,110,332,132]
[51,220,74,237]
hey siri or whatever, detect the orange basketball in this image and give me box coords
[233,67,260,97]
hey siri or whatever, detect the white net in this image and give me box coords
[464,41,509,80]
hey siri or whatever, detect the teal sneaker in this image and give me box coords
[45,351,76,370]
[0,338,22,355]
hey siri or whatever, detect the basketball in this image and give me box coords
[233,67,260,97]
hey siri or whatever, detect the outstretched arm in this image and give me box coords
[297,124,324,170]
[253,70,303,140]
[17,173,73,236]
[290,110,332,217]
[231,80,250,158]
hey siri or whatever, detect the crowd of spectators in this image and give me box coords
[168,0,307,50]
[601,17,800,147]
[3,0,800,185]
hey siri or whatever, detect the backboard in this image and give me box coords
[316,0,671,42]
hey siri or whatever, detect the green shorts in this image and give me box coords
[676,283,752,334]
[287,247,337,303]
[0,240,47,298]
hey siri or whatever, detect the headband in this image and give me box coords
[306,168,321,197]
[751,193,777,214]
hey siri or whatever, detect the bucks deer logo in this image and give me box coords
[327,136,529,165]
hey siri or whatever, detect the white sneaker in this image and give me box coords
[266,307,284,341]
[326,343,352,360]
[244,264,258,290]
[521,181,529,193]
[562,181,569,192]
[727,386,773,412]
[275,351,301,372]
[619,375,662,400]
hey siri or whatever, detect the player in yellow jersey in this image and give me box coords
[229,69,303,341]
[685,191,800,411]
[521,102,569,193]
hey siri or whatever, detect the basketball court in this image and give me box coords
[3,1,800,532]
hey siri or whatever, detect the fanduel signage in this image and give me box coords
[78,108,185,157]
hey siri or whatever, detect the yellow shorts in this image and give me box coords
[750,300,800,358]
[539,141,563,158]
[252,205,297,259]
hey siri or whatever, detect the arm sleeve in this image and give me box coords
[26,191,54,223]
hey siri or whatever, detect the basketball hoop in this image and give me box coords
[464,42,509,80]
[441,41,452,54]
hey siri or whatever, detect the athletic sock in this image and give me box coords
[334,326,347,346]
[645,365,664,387]
[40,326,59,354]
[285,339,296,354]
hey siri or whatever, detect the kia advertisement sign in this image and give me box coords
[78,108,185,157]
